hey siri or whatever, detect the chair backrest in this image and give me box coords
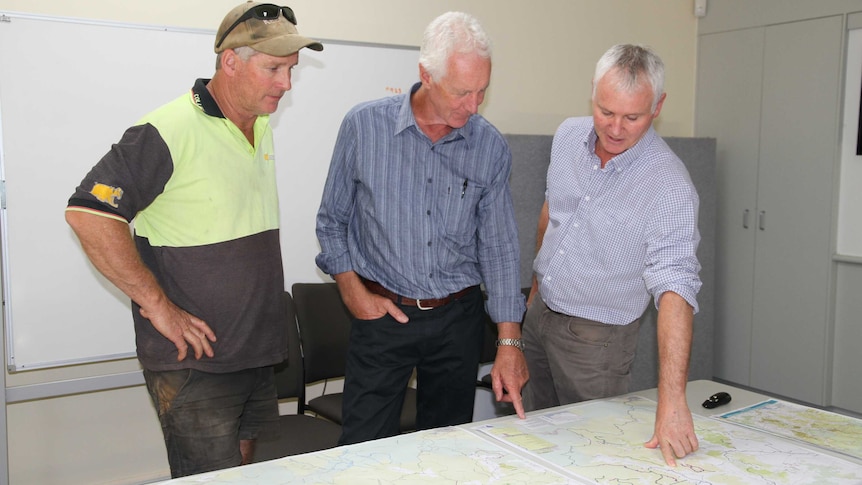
[272,292,307,412]
[291,282,352,384]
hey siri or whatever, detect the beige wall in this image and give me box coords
[0,0,698,136]
[0,1,697,483]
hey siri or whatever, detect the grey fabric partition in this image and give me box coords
[505,134,716,391]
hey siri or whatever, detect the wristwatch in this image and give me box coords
[495,338,524,351]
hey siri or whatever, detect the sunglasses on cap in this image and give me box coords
[216,4,298,50]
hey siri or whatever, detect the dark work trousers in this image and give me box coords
[338,287,484,445]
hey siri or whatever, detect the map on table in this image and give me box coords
[718,398,862,460]
[158,395,862,485]
[159,425,580,485]
[470,395,862,485]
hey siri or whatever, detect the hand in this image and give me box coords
[345,292,409,323]
[644,399,698,466]
[139,301,216,361]
[490,346,529,419]
[334,272,408,323]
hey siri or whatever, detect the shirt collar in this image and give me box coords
[190,78,225,118]
[586,123,657,171]
[396,82,471,146]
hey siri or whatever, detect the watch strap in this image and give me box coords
[495,338,524,351]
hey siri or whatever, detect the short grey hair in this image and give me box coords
[215,45,258,70]
[592,44,665,112]
[418,11,492,81]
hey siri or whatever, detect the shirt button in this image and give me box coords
[584,196,591,202]
[593,164,599,170]
[427,178,432,183]
[427,241,432,246]
[573,223,580,228]
[426,210,431,215]
[559,249,565,255]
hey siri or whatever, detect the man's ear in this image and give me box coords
[419,63,432,86]
[221,49,239,75]
[652,92,667,119]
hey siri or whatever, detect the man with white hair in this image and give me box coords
[316,11,527,445]
[524,44,702,466]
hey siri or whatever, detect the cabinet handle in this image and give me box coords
[758,210,766,231]
[743,209,750,229]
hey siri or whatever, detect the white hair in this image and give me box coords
[592,44,665,112]
[418,11,492,81]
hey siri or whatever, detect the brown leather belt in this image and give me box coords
[362,279,476,310]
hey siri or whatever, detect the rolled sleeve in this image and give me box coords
[644,182,702,314]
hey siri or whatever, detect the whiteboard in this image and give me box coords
[837,28,862,257]
[0,12,418,371]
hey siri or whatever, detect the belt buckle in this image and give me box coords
[416,299,433,311]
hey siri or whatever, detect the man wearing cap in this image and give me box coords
[316,11,527,445]
[65,2,322,477]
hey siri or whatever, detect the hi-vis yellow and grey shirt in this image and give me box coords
[67,79,287,373]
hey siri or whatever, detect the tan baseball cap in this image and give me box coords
[215,2,323,56]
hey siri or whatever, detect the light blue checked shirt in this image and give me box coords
[315,84,525,324]
[534,117,701,325]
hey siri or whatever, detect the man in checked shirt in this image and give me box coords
[524,44,703,467]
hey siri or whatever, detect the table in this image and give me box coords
[154,380,862,484]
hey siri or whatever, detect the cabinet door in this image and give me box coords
[695,27,765,385]
[750,16,842,405]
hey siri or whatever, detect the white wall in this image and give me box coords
[0,1,698,483]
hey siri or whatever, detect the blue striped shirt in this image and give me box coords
[534,117,701,325]
[315,84,525,324]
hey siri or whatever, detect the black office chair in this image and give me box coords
[291,282,417,432]
[253,292,342,463]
